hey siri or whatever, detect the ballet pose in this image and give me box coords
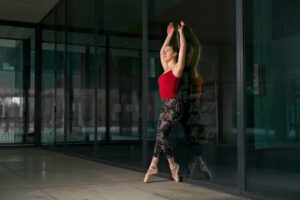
[144,21,186,183]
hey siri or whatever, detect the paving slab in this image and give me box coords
[0,148,249,200]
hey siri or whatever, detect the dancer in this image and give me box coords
[144,21,186,183]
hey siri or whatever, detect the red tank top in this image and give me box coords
[157,70,181,99]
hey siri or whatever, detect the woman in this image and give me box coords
[144,21,186,183]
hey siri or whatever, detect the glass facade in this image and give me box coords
[40,0,144,167]
[147,0,237,187]
[66,0,96,150]
[0,0,299,199]
[244,0,300,199]
[41,10,56,145]
[0,26,35,144]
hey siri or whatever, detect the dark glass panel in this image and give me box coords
[41,11,55,145]
[0,26,35,145]
[245,0,300,199]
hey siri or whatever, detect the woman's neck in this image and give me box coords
[166,60,176,69]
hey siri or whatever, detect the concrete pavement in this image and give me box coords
[0,148,249,200]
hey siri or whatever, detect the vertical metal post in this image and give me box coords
[23,38,30,144]
[105,36,110,144]
[142,0,149,168]
[34,27,42,146]
[236,0,246,194]
[94,0,99,153]
[64,0,68,147]
[54,6,57,147]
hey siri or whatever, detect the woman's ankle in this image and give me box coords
[149,165,157,170]
[169,162,177,170]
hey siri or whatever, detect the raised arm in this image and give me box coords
[185,25,203,99]
[160,22,175,71]
[186,25,201,77]
[174,21,186,77]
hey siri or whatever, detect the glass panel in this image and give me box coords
[66,44,95,146]
[0,39,23,144]
[0,25,35,145]
[97,45,106,142]
[64,0,96,156]
[244,0,300,199]
[41,42,55,145]
[55,1,66,145]
[109,36,142,142]
[29,33,35,142]
[103,0,142,34]
[67,0,95,30]
[148,0,237,187]
[55,43,65,144]
[41,10,55,145]
[94,0,143,168]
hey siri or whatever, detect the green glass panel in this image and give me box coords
[245,0,300,199]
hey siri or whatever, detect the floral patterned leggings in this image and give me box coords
[153,98,182,158]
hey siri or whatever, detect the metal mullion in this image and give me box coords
[94,0,99,154]
[54,7,57,147]
[236,0,246,195]
[34,26,42,146]
[23,38,30,144]
[142,0,148,168]
[105,35,110,144]
[64,0,68,147]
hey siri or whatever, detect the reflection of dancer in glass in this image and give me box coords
[144,21,186,183]
[180,24,212,179]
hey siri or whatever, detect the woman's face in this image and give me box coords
[162,46,177,62]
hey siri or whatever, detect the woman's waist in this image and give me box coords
[160,97,182,113]
[161,97,179,102]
